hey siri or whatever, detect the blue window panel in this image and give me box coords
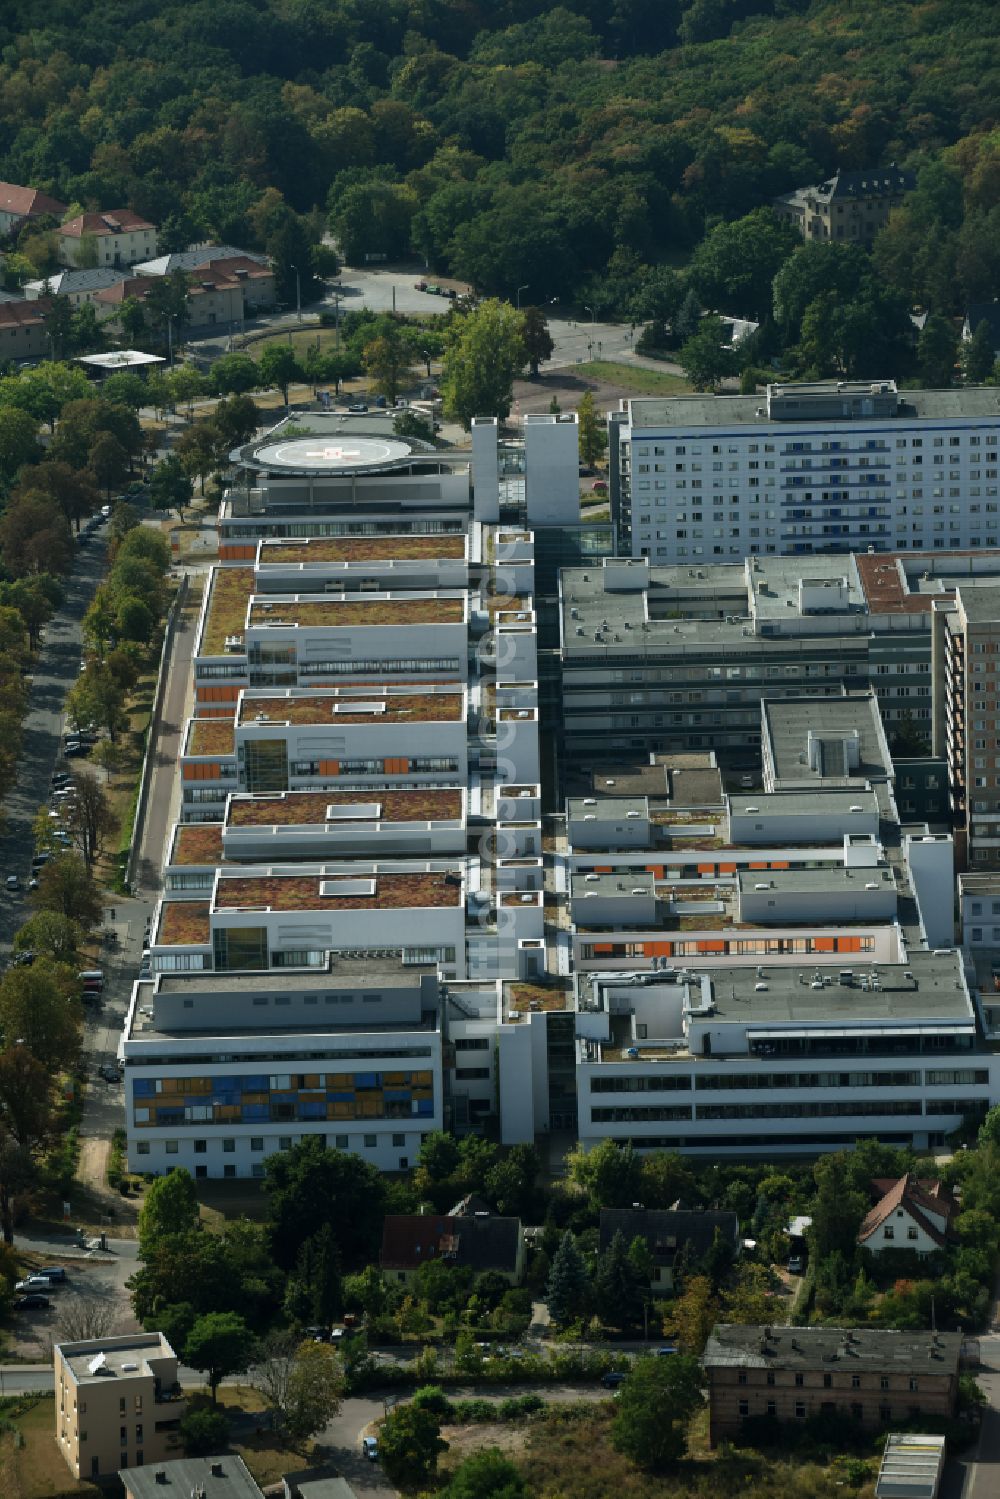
[271,1092,297,1105]
[354,1072,379,1089]
[327,1091,355,1103]
[298,1102,326,1119]
[241,1103,269,1120]
[416,1099,434,1117]
[133,1078,156,1097]
[156,1108,184,1124]
[384,1091,412,1103]
[242,1076,269,1092]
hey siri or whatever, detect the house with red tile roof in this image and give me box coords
[380,1211,526,1286]
[0,181,67,237]
[57,209,157,269]
[857,1174,955,1257]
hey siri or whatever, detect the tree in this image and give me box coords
[674,288,702,342]
[268,214,323,307]
[545,1230,589,1327]
[258,345,301,406]
[284,1223,343,1327]
[284,1339,345,1443]
[568,1138,643,1208]
[439,1449,528,1499]
[689,207,799,321]
[150,453,194,518]
[593,1228,643,1328]
[810,1153,868,1263]
[100,372,148,411]
[772,241,869,345]
[176,421,223,494]
[263,1137,387,1272]
[213,394,260,450]
[118,297,147,347]
[0,959,81,1071]
[0,1046,54,1156]
[522,306,554,377]
[67,664,128,742]
[484,1144,539,1218]
[378,1403,448,1488]
[611,1354,703,1471]
[678,315,738,391]
[0,492,73,575]
[964,320,996,384]
[442,299,527,429]
[56,1295,120,1343]
[43,297,75,361]
[918,314,959,387]
[144,270,191,347]
[393,408,434,443]
[65,770,118,869]
[167,365,205,418]
[13,911,83,965]
[0,407,42,484]
[183,1311,254,1405]
[671,1274,718,1355]
[138,1167,200,1255]
[32,852,103,926]
[211,353,260,397]
[415,1130,460,1186]
[179,1407,229,1456]
[577,390,607,468]
[363,329,415,404]
[722,1263,777,1324]
[18,459,97,532]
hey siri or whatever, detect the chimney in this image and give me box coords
[154,1472,167,1486]
[210,1461,224,1476]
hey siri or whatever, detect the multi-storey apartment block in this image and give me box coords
[610,381,1000,564]
[934,582,1000,869]
[704,1325,958,1446]
[55,1333,183,1480]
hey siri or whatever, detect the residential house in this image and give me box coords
[54,1332,184,1481]
[24,268,130,307]
[962,301,1000,360]
[858,1174,955,1257]
[380,1212,527,1286]
[702,1323,960,1446]
[136,247,276,314]
[121,1455,261,1499]
[774,166,915,243]
[599,1207,740,1293]
[0,296,52,361]
[58,209,157,269]
[0,181,67,237]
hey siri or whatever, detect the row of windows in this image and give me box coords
[133,1130,412,1156]
[299,658,461,676]
[737,1371,921,1392]
[638,435,999,458]
[589,1099,986,1123]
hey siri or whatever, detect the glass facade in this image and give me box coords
[132,1068,435,1127]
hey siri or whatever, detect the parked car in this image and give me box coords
[35,1267,67,1283]
[601,1371,627,1390]
[591,480,608,495]
[655,1345,678,1357]
[98,1064,119,1083]
[12,951,34,967]
[14,1294,50,1310]
[5,875,19,890]
[16,1276,55,1293]
[64,741,87,758]
[787,1255,804,1275]
[31,853,51,869]
[347,402,368,413]
[101,504,111,518]
[362,1437,378,1462]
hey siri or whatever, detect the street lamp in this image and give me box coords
[290,264,302,324]
[166,315,175,369]
[584,303,596,326]
[516,284,529,310]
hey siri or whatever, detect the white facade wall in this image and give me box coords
[524,414,580,526]
[905,834,956,949]
[863,1204,945,1256]
[620,413,1000,563]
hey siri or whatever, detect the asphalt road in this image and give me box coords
[0,526,109,951]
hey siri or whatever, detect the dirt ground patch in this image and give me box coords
[439,1421,530,1467]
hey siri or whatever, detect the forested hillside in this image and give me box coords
[0,0,997,323]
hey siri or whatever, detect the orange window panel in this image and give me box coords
[182,762,222,782]
[645,864,665,878]
[318,759,340,776]
[198,685,240,703]
[219,544,256,561]
[593,943,614,954]
[385,757,410,774]
[696,941,726,953]
[719,863,737,874]
[595,865,613,874]
[749,862,768,870]
[770,861,790,870]
[837,936,864,952]
[643,942,673,957]
[814,937,836,951]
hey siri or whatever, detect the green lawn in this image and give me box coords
[574,360,692,396]
[2,1397,97,1499]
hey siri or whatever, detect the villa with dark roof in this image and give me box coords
[380,1212,526,1286]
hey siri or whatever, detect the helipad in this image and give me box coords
[253,434,412,473]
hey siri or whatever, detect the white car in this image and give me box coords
[362,1437,378,1462]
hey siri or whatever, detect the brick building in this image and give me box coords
[703,1324,960,1446]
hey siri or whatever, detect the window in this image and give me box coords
[795,1401,806,1418]
[165,1141,178,1155]
[766,1400,776,1417]
[880,1376,890,1391]
[364,1134,377,1147]
[120,1399,126,1416]
[193,1140,206,1154]
[823,1373,832,1388]
[136,1141,150,1155]
[909,1377,919,1392]
[738,1399,749,1417]
[250,1137,264,1152]
[737,1372,748,1386]
[851,1374,861,1389]
[392,1134,405,1147]
[222,1139,235,1153]
[851,1403,863,1421]
[766,1372,775,1386]
[795,1373,804,1388]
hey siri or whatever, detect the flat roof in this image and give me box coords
[213,869,463,913]
[200,566,254,654]
[590,758,724,805]
[729,789,878,818]
[187,718,235,757]
[572,872,655,899]
[119,1456,262,1499]
[762,694,891,784]
[157,902,211,946]
[247,595,465,629]
[958,872,1000,894]
[170,824,223,866]
[153,955,434,995]
[226,788,464,827]
[737,866,894,894]
[750,555,864,619]
[77,350,165,369]
[258,535,466,565]
[704,1324,960,1373]
[567,795,648,819]
[957,582,1000,625]
[253,433,413,473]
[700,953,970,1026]
[238,689,463,726]
[624,387,1000,429]
[59,1332,174,1385]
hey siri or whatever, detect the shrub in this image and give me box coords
[180,1407,229,1455]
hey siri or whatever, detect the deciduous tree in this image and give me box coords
[576,390,607,468]
[610,1353,704,1470]
[441,299,527,429]
[521,306,554,377]
[183,1311,254,1404]
[0,959,81,1070]
[378,1403,448,1488]
[32,852,103,926]
[65,770,118,869]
